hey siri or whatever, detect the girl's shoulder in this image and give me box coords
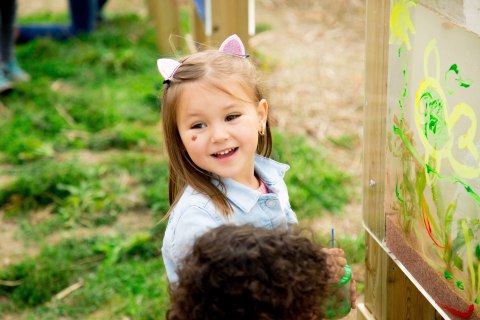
[169,186,222,221]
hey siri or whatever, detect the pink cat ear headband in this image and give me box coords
[157,34,248,85]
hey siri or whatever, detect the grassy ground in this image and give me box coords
[0,6,364,319]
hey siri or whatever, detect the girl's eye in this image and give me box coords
[191,123,206,129]
[226,114,240,121]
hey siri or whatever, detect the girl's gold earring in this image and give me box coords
[259,126,265,136]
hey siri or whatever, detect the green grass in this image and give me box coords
[0,15,161,165]
[0,10,359,319]
[0,238,103,307]
[328,134,360,150]
[272,131,352,218]
[0,234,168,319]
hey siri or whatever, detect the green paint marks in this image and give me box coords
[393,124,423,165]
[454,254,463,270]
[419,90,448,148]
[445,63,473,94]
[462,220,477,300]
[453,178,480,206]
[426,163,434,174]
[425,164,480,206]
[400,67,408,120]
[395,182,405,203]
[390,11,480,307]
[444,271,465,290]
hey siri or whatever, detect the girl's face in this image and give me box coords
[176,80,268,189]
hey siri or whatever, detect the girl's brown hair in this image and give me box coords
[161,50,272,217]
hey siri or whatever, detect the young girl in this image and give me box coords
[157,35,355,305]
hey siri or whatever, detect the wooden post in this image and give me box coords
[210,0,250,48]
[360,0,391,314]
[190,3,207,50]
[146,0,180,54]
[359,0,390,318]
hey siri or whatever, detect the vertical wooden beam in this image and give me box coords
[191,4,207,49]
[146,0,180,54]
[360,235,389,319]
[363,0,389,237]
[210,0,250,47]
[386,258,442,319]
[361,0,390,318]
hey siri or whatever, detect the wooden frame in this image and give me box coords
[146,0,253,54]
[359,1,442,318]
[146,0,180,54]
[360,0,480,319]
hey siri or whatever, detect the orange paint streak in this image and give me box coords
[421,195,445,249]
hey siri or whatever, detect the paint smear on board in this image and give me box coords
[390,0,416,50]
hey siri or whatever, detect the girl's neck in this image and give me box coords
[253,173,262,189]
[243,175,261,190]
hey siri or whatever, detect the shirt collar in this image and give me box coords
[253,154,290,184]
[215,155,290,212]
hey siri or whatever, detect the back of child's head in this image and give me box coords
[167,224,331,320]
[159,38,273,215]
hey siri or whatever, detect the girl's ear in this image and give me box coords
[257,99,269,124]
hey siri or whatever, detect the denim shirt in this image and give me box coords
[162,155,298,283]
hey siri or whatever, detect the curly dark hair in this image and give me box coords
[167,225,332,320]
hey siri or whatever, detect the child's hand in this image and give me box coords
[322,248,357,309]
[350,277,357,309]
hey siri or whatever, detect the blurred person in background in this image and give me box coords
[0,0,29,93]
[17,0,109,43]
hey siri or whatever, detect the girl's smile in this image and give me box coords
[212,147,237,158]
[176,80,268,189]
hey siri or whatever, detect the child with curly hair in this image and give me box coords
[167,224,346,320]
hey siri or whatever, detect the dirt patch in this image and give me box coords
[253,1,366,315]
[254,0,365,148]
[0,212,39,268]
[45,211,154,245]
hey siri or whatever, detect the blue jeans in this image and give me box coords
[17,0,108,43]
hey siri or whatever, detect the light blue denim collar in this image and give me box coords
[214,155,290,212]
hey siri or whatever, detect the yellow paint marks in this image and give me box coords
[415,40,480,180]
[390,0,416,50]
